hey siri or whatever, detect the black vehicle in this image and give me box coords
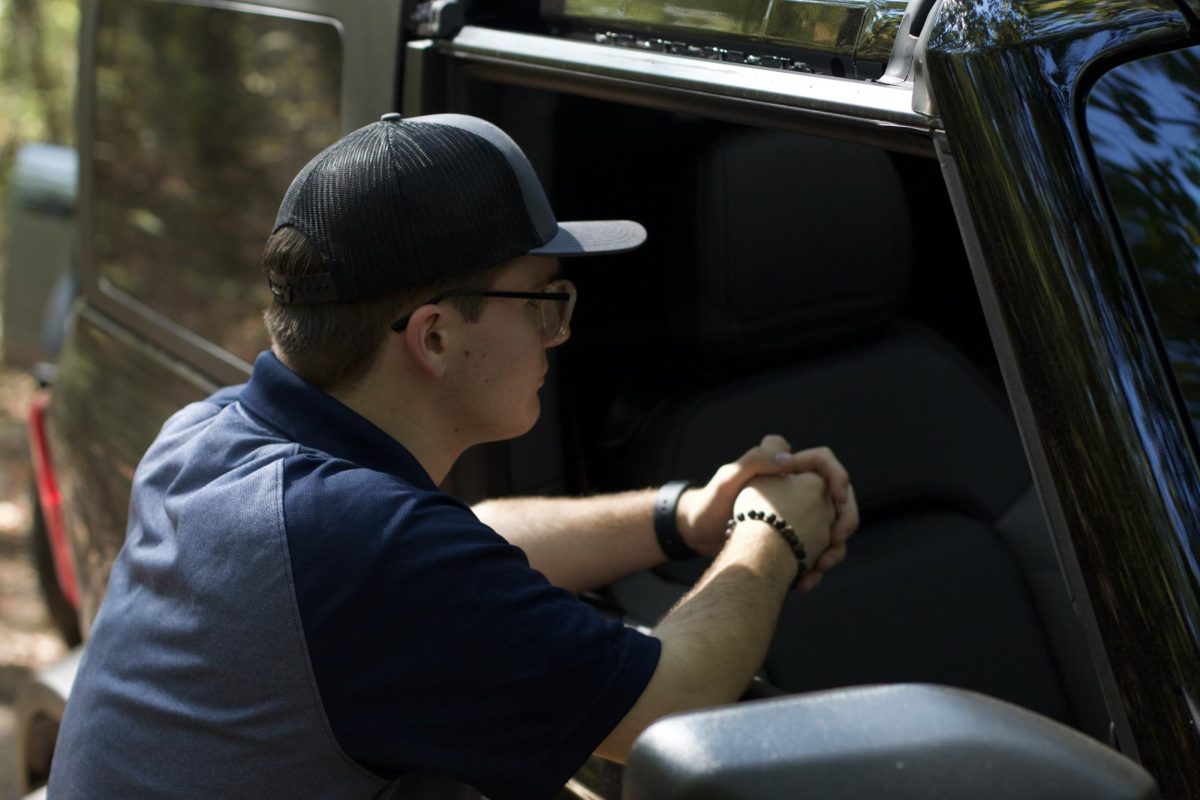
[6,0,1199,797]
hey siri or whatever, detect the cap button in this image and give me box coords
[380,112,403,122]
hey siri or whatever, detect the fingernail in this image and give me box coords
[773,452,792,465]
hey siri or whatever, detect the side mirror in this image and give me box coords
[625,684,1157,799]
[3,142,78,373]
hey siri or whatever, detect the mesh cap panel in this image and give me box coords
[273,120,544,302]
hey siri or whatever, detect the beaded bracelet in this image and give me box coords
[725,510,807,588]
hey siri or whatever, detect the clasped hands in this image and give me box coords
[675,435,859,592]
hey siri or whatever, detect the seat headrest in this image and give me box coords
[679,131,912,364]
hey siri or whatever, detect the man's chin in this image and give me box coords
[513,399,541,439]
[478,400,541,445]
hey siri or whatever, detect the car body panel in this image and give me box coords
[47,307,216,632]
[922,0,1200,792]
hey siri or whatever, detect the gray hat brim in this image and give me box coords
[529,220,647,256]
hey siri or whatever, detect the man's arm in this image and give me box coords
[596,470,834,762]
[473,436,858,595]
[473,490,662,596]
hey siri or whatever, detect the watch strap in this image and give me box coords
[654,480,698,560]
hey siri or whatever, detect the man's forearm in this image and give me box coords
[595,520,797,761]
[473,491,669,594]
[473,439,858,596]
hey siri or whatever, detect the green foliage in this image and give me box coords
[0,0,80,252]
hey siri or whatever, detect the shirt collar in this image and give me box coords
[239,351,438,491]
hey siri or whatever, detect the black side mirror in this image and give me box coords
[625,684,1157,799]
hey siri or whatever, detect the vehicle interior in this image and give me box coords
[444,79,1113,747]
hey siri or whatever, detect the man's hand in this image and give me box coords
[733,472,834,588]
[677,435,859,590]
[600,442,854,761]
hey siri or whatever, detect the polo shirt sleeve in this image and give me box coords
[283,458,662,800]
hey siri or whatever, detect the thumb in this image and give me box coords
[723,435,794,487]
[760,434,792,454]
[713,435,796,495]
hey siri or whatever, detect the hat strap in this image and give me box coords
[267,270,339,304]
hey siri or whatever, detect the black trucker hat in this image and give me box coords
[268,112,647,304]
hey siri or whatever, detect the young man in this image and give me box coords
[49,114,857,799]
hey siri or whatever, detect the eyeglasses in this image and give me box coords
[391,279,577,345]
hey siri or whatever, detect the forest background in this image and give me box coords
[0,1,79,798]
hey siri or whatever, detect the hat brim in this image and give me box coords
[529,220,647,256]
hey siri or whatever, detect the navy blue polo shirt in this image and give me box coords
[239,351,662,796]
[62,350,659,800]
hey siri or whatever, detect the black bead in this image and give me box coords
[766,513,777,524]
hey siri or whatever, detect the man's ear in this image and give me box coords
[402,305,449,378]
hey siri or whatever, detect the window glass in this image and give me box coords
[1087,46,1200,435]
[93,1,342,361]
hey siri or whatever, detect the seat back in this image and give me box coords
[596,130,1110,739]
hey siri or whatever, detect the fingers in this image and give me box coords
[794,543,846,594]
[816,543,846,572]
[721,440,857,543]
[752,434,794,473]
[792,484,854,595]
[718,435,795,489]
[760,433,792,454]
[786,446,850,504]
[831,485,859,544]
[796,571,823,593]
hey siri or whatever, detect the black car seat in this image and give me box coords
[583,129,1111,741]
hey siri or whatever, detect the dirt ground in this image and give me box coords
[0,368,66,800]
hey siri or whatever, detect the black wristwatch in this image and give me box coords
[654,480,698,560]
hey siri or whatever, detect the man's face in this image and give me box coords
[448,254,566,444]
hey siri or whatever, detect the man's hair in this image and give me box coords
[261,226,505,390]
